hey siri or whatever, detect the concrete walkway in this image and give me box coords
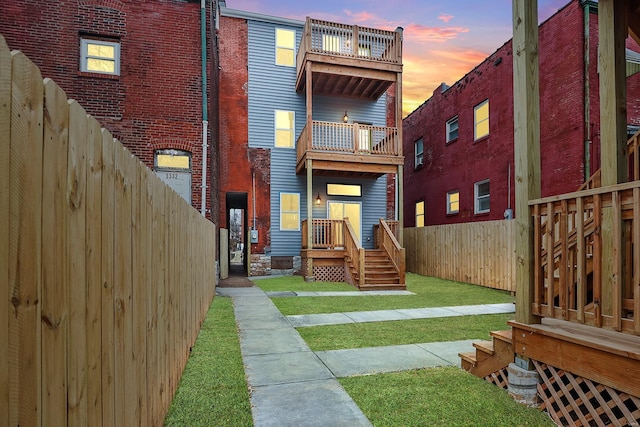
[217,287,514,426]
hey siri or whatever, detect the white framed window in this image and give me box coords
[80,38,120,75]
[275,28,295,66]
[446,116,459,143]
[155,149,192,204]
[474,180,490,214]
[415,138,424,167]
[275,110,295,148]
[447,191,459,215]
[280,193,300,231]
[327,184,361,197]
[474,99,489,140]
[415,201,425,227]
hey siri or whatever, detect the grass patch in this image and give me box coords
[299,313,514,351]
[164,296,252,427]
[253,275,355,292]
[340,367,555,427]
[269,274,514,315]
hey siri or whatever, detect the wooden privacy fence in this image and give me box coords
[404,220,515,292]
[1,35,217,426]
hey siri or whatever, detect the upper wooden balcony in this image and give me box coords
[296,18,403,100]
[296,120,404,177]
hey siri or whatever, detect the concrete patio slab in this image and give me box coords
[344,309,413,323]
[287,312,355,328]
[416,339,478,366]
[242,351,334,387]
[239,327,309,356]
[445,303,515,316]
[250,379,372,427]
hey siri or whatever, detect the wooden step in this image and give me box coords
[473,340,495,360]
[359,283,406,291]
[459,330,514,379]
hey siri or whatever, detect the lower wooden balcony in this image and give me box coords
[301,219,405,290]
[296,120,404,178]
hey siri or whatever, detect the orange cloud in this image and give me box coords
[404,23,469,43]
[342,9,380,25]
[438,13,454,23]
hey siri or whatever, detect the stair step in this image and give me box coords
[490,329,513,344]
[459,351,477,365]
[473,340,495,357]
[359,283,407,291]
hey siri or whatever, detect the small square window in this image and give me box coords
[474,180,490,214]
[474,100,489,140]
[80,38,120,75]
[415,138,424,168]
[446,116,458,143]
[415,201,425,227]
[447,191,459,214]
[276,28,295,67]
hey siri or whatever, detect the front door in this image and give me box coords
[328,201,362,243]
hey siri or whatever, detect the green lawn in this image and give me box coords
[340,367,556,426]
[299,313,514,351]
[255,273,514,315]
[164,296,252,427]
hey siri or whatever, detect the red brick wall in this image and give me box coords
[403,0,640,227]
[218,15,271,252]
[0,0,214,220]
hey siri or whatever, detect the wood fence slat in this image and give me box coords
[9,50,44,427]
[100,129,116,427]
[634,188,640,334]
[146,173,159,425]
[0,34,12,427]
[85,115,103,426]
[67,100,88,426]
[41,78,69,427]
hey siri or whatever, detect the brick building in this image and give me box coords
[403,0,640,227]
[0,0,219,224]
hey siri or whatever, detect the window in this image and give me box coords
[155,149,192,203]
[474,100,489,140]
[356,122,372,151]
[474,180,490,214]
[322,34,341,53]
[275,28,295,66]
[280,193,300,230]
[80,38,120,75]
[275,110,294,148]
[415,201,425,227]
[358,45,371,57]
[446,116,458,143]
[415,138,424,167]
[447,191,459,214]
[327,184,361,197]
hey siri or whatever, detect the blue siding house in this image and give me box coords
[220,7,405,289]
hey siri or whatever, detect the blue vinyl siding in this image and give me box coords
[246,18,390,256]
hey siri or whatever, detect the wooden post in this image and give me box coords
[513,0,541,325]
[396,64,404,245]
[599,0,628,316]
[305,61,314,280]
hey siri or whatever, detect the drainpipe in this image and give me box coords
[583,0,591,181]
[200,0,209,216]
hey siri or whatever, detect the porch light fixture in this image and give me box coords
[315,192,321,205]
[343,110,349,123]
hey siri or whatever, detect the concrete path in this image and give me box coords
[217,287,513,426]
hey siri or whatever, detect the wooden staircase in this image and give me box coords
[459,330,513,378]
[348,249,406,291]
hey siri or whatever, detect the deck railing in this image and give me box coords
[344,218,365,288]
[297,120,400,159]
[530,181,640,335]
[377,219,405,285]
[296,17,402,71]
[301,219,344,249]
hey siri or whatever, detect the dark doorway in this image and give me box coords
[226,192,248,276]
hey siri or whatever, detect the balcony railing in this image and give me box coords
[296,18,402,72]
[530,181,640,335]
[297,120,400,161]
[301,219,345,249]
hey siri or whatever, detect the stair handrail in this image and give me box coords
[378,219,405,285]
[343,217,365,288]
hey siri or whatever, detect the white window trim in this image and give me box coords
[474,179,490,214]
[280,192,300,231]
[446,116,458,143]
[80,38,120,75]
[275,28,296,67]
[446,190,459,215]
[415,138,424,167]
[274,110,295,148]
[474,99,489,140]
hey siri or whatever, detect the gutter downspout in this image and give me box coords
[201,0,209,216]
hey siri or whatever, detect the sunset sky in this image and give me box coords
[226,0,570,116]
